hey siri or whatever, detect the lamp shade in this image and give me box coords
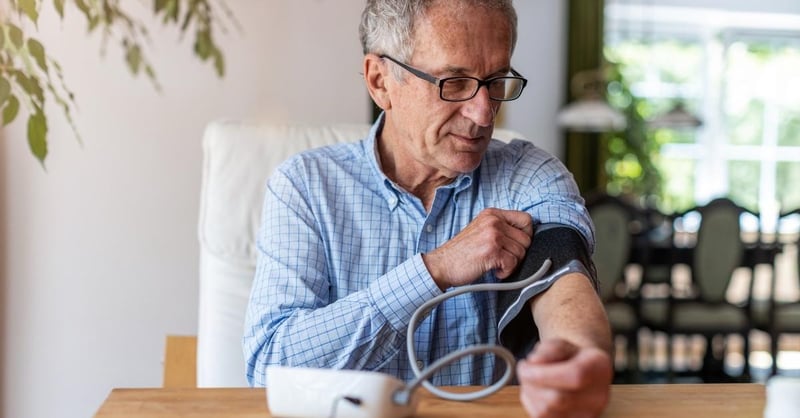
[647,103,703,129]
[558,68,627,133]
[557,98,627,132]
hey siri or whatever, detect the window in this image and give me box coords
[604,3,800,220]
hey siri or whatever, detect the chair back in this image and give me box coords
[691,198,745,304]
[587,194,635,301]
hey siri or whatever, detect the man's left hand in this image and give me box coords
[515,338,613,418]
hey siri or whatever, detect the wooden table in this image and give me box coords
[94,383,765,418]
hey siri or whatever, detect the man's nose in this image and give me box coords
[462,85,497,127]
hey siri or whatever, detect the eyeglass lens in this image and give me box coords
[441,77,524,101]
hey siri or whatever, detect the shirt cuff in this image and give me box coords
[367,254,442,333]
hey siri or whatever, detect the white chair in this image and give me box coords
[196,119,524,387]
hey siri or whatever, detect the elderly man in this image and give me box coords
[244,1,613,417]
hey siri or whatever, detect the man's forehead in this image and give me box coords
[410,11,513,74]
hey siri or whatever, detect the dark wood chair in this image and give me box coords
[586,193,642,381]
[761,208,800,376]
[667,197,752,382]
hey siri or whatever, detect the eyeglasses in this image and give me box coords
[381,55,528,102]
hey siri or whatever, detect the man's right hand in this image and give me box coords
[422,208,533,290]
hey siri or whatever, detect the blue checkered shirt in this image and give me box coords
[243,117,594,387]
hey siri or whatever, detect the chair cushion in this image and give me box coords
[671,302,749,333]
[774,303,800,333]
[196,119,524,387]
[605,302,638,333]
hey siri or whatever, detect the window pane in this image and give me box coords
[780,115,800,146]
[777,162,800,211]
[775,43,800,146]
[727,161,760,212]
[657,158,695,213]
[723,42,765,146]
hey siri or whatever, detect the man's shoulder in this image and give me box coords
[488,137,549,154]
[485,138,558,169]
[280,139,367,172]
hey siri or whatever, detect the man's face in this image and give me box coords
[382,5,514,180]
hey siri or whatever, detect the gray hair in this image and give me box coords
[359,0,518,64]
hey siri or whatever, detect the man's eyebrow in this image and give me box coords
[441,64,512,77]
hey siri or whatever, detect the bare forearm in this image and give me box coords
[530,272,613,355]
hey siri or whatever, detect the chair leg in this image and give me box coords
[666,333,674,382]
[627,331,640,383]
[771,331,779,376]
[700,335,725,382]
[741,331,751,380]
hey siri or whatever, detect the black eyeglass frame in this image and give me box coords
[380,55,528,102]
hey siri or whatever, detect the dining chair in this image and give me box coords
[586,193,641,381]
[667,197,752,382]
[633,207,676,376]
[761,208,800,376]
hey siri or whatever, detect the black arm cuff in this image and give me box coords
[496,225,596,359]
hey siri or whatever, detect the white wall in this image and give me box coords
[0,2,566,418]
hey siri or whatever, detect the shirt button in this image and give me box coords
[416,360,424,369]
[425,224,433,233]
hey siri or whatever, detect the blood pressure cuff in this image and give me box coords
[496,224,597,359]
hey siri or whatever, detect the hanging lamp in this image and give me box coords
[557,68,627,133]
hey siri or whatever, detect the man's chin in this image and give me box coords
[450,155,485,174]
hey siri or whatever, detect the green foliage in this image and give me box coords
[0,0,231,167]
[602,63,664,207]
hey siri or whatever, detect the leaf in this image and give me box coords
[54,0,65,18]
[27,108,48,166]
[166,0,180,23]
[45,79,83,146]
[125,44,141,74]
[27,38,48,73]
[143,64,161,92]
[194,29,212,60]
[3,95,19,125]
[14,72,45,105]
[8,24,23,49]
[74,0,91,20]
[0,77,10,108]
[102,2,115,25]
[88,16,100,32]
[50,60,77,104]
[212,47,224,77]
[18,0,39,25]
[180,5,195,32]
[155,0,168,13]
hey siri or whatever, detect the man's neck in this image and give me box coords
[376,134,455,212]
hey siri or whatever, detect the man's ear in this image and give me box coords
[363,54,391,110]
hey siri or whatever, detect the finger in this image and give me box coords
[517,358,585,390]
[494,244,527,279]
[497,209,534,236]
[500,220,533,248]
[518,349,612,391]
[481,208,533,236]
[525,339,579,364]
